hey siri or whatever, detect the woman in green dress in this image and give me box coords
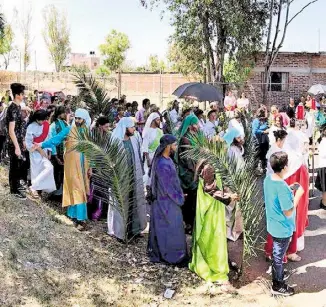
[189,161,239,285]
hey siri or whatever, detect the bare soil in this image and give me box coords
[0,165,325,307]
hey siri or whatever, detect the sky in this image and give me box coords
[1,0,326,72]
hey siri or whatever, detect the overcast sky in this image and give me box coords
[1,0,325,72]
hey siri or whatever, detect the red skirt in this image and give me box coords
[265,165,309,258]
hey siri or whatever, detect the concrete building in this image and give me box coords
[67,52,100,71]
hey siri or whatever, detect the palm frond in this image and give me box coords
[165,111,178,137]
[73,71,113,121]
[71,129,135,242]
[183,115,264,262]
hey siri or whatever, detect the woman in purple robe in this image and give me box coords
[147,134,188,265]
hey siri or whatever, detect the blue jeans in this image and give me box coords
[272,236,291,283]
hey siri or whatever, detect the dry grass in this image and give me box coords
[0,165,325,307]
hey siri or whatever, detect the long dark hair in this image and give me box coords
[27,110,49,127]
[51,106,66,123]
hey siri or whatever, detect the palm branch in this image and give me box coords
[72,128,135,242]
[73,71,113,121]
[183,113,264,263]
[165,111,178,137]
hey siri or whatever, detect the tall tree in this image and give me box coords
[142,0,268,83]
[43,5,71,72]
[99,30,131,72]
[263,0,319,102]
[16,5,33,71]
[167,42,204,79]
[0,25,17,69]
[148,54,160,72]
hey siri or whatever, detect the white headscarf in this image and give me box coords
[266,142,302,179]
[111,117,135,141]
[75,108,91,128]
[142,112,160,139]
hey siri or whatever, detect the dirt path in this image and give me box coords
[0,165,325,307]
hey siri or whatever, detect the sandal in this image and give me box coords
[27,187,40,200]
[287,253,301,262]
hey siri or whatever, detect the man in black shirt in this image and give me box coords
[6,83,26,199]
[286,98,296,119]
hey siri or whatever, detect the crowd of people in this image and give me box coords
[2,82,325,297]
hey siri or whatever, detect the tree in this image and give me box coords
[142,0,268,83]
[148,54,159,72]
[263,0,319,103]
[167,42,204,79]
[0,25,17,69]
[99,30,131,72]
[223,59,253,84]
[95,65,111,76]
[43,5,71,72]
[16,5,33,71]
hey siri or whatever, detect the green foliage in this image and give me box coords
[223,59,253,84]
[167,42,204,78]
[95,65,111,76]
[43,5,71,72]
[0,25,17,69]
[149,54,159,72]
[73,129,134,242]
[183,111,264,263]
[99,29,131,72]
[73,71,113,120]
[142,0,269,82]
[66,64,90,74]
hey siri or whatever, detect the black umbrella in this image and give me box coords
[172,82,223,102]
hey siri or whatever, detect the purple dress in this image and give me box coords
[148,156,188,264]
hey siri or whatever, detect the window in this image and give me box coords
[262,72,289,92]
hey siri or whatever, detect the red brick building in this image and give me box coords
[247,51,326,109]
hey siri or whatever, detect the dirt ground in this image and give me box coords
[0,165,325,307]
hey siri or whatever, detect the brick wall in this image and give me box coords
[246,52,326,110]
[0,71,198,110]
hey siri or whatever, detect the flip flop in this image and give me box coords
[27,188,40,200]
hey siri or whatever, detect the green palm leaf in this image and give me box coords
[183,113,264,263]
[73,71,113,121]
[71,128,134,242]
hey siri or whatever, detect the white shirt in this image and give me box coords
[228,145,245,170]
[237,98,249,109]
[204,120,219,139]
[305,111,315,139]
[169,109,179,125]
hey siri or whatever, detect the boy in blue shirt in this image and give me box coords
[264,151,304,296]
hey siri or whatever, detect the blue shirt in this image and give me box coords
[263,175,295,238]
[252,118,268,136]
